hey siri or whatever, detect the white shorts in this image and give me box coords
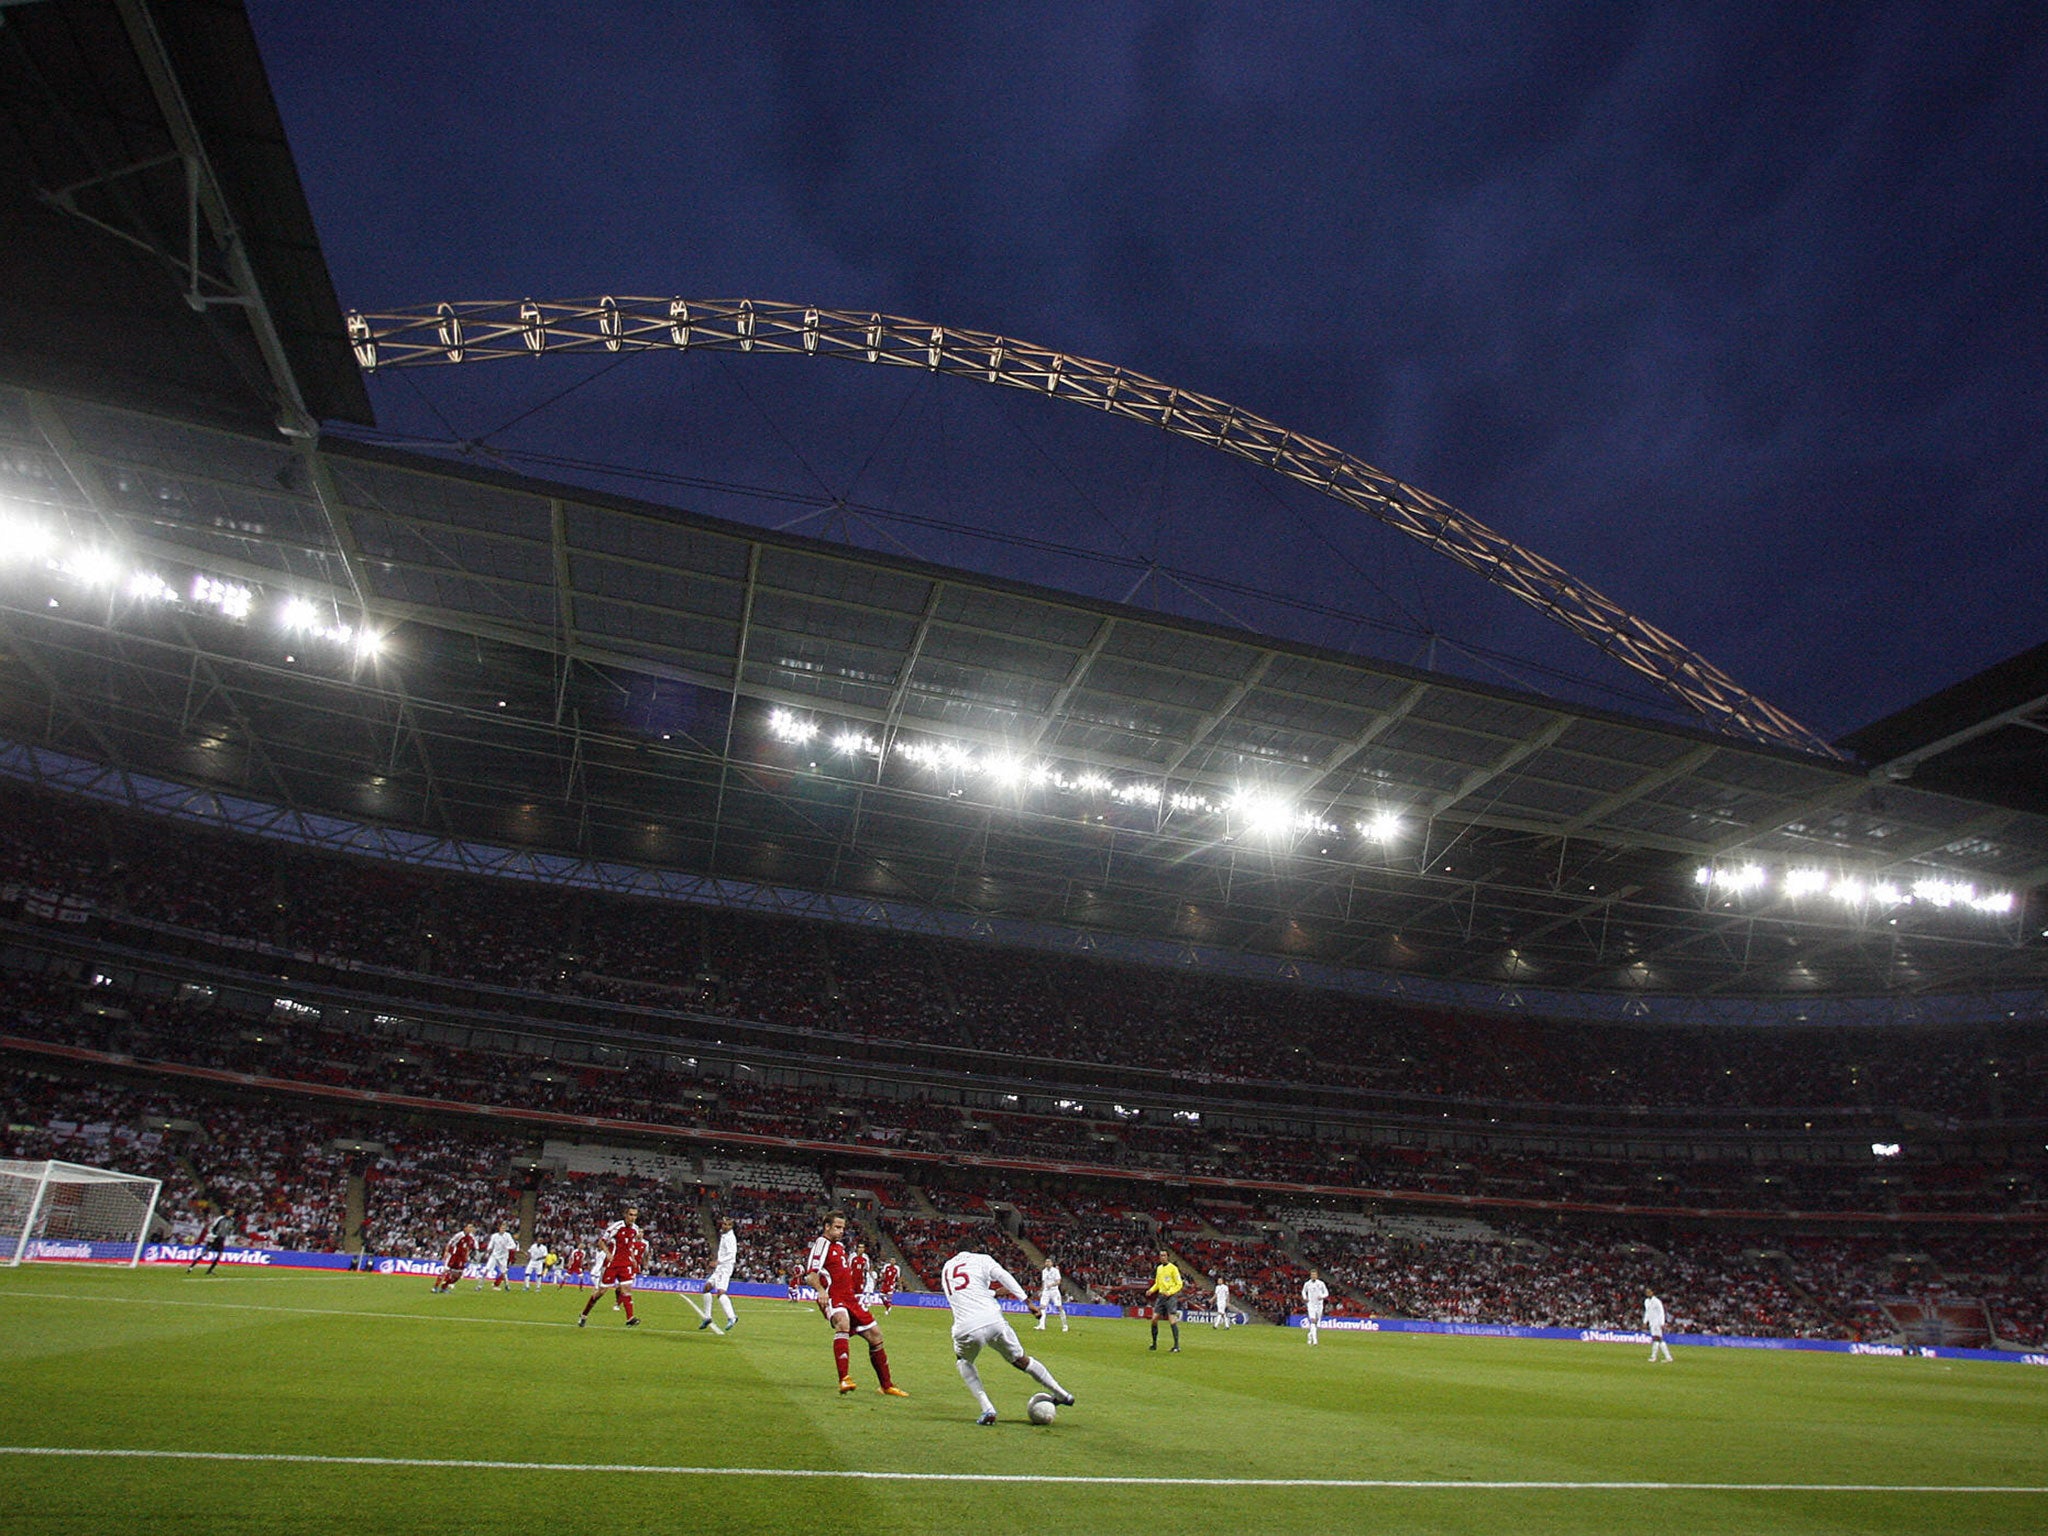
[1040,1290,1062,1309]
[708,1264,734,1292]
[482,1257,509,1277]
[952,1318,1028,1366]
[1306,1304,1324,1321]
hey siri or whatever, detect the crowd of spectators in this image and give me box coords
[2,960,2036,1222]
[532,1171,706,1277]
[718,1186,826,1285]
[882,1215,1034,1290]
[2,786,2043,1129]
[4,1065,2043,1344]
[361,1127,525,1259]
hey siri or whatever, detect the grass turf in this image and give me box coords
[0,1265,2043,1534]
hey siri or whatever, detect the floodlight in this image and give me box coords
[280,596,321,631]
[766,707,818,745]
[1362,811,1402,842]
[0,518,54,561]
[61,548,122,586]
[125,571,177,603]
[1784,869,1828,897]
[1232,792,1297,839]
[190,574,252,620]
[1871,1142,1901,1158]
[983,753,1030,788]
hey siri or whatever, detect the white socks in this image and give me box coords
[957,1358,995,1416]
[1021,1356,1066,1398]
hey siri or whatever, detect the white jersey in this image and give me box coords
[526,1241,548,1266]
[714,1229,737,1273]
[1302,1278,1329,1311]
[1215,1283,1231,1307]
[1039,1264,1062,1297]
[485,1232,518,1265]
[942,1250,1028,1333]
[1643,1296,1666,1333]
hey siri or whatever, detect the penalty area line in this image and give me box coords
[0,1448,2042,1493]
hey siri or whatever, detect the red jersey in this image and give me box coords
[878,1261,900,1294]
[804,1234,858,1307]
[566,1247,586,1274]
[849,1250,871,1294]
[601,1220,646,1281]
[443,1231,477,1268]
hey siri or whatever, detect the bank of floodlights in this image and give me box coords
[1694,861,2014,919]
[0,504,383,661]
[763,705,1406,861]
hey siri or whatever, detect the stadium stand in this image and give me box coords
[0,793,2042,1343]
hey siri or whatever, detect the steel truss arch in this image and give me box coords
[343,297,1838,759]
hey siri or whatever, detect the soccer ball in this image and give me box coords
[1026,1392,1057,1425]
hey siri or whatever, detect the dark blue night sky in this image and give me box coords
[249,2,2048,747]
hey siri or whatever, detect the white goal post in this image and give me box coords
[1,1158,163,1267]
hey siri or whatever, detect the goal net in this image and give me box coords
[1,1158,163,1267]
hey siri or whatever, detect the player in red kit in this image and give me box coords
[578,1205,646,1327]
[878,1259,901,1314]
[803,1210,905,1396]
[433,1222,478,1293]
[564,1246,587,1286]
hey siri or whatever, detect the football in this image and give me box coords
[1026,1391,1058,1425]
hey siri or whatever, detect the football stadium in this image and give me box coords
[1,6,2044,1534]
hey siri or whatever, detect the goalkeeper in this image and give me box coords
[187,1208,236,1275]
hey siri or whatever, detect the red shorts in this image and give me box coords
[827,1295,876,1331]
[600,1265,636,1290]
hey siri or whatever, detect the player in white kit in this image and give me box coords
[693,1216,739,1333]
[1035,1261,1068,1331]
[1302,1269,1329,1344]
[478,1224,518,1291]
[523,1238,550,1290]
[941,1250,1076,1425]
[1212,1278,1232,1327]
[1644,1292,1673,1362]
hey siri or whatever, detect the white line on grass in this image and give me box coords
[0,1448,2042,1493]
[0,1289,591,1330]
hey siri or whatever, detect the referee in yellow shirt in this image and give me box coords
[1145,1248,1184,1353]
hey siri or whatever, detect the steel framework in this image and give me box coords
[4,735,2035,1030]
[343,297,1839,760]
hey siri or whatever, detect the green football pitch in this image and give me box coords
[1,1266,2043,1535]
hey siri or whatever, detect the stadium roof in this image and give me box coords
[1840,641,2048,821]
[2,393,2043,1010]
[0,1,2041,1018]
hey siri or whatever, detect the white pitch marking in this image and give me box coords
[0,1448,2042,1493]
